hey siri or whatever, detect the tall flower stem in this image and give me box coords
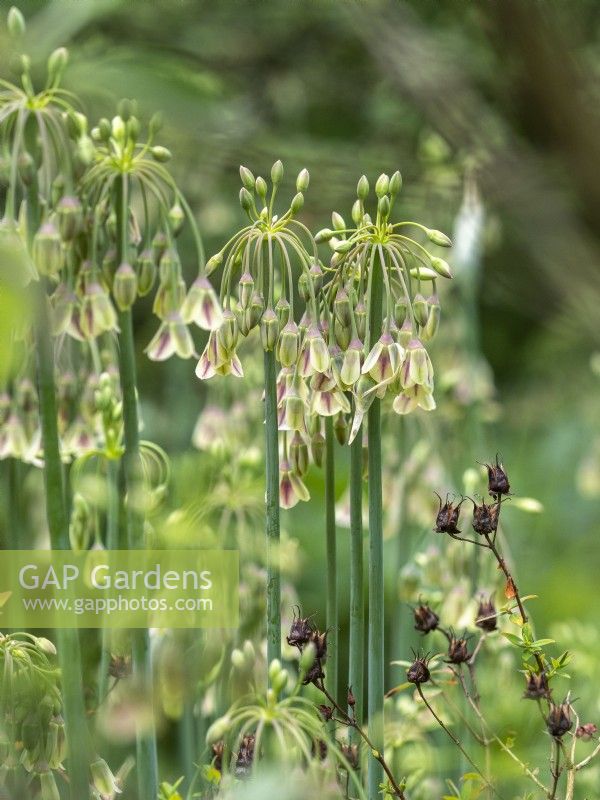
[28,159,90,800]
[324,415,338,700]
[264,347,281,666]
[367,255,384,800]
[115,175,158,799]
[348,422,364,732]
[98,457,120,703]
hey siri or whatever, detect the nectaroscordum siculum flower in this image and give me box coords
[197,161,321,667]
[314,171,451,799]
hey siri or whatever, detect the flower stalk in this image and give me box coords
[264,346,281,664]
[324,415,338,700]
[348,423,364,732]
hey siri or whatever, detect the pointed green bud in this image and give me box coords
[296,168,310,192]
[277,321,299,367]
[311,431,325,467]
[413,293,428,327]
[351,199,363,225]
[315,227,335,243]
[298,271,310,302]
[275,296,291,327]
[57,195,82,241]
[332,212,345,232]
[255,176,267,200]
[238,271,254,309]
[149,111,164,135]
[268,658,283,683]
[357,175,369,200]
[7,7,26,38]
[430,255,452,278]
[111,115,126,141]
[98,117,111,142]
[427,228,452,247]
[290,430,309,476]
[290,192,304,214]
[334,317,351,351]
[127,115,139,142]
[137,249,157,296]
[168,203,185,236]
[239,187,253,212]
[423,294,441,341]
[117,98,133,122]
[377,195,390,219]
[309,260,323,291]
[375,173,389,198]
[206,715,231,744]
[205,251,223,276]
[334,239,353,254]
[47,47,68,82]
[271,159,284,185]
[354,300,367,341]
[239,165,255,191]
[250,291,265,327]
[389,170,402,196]
[260,307,279,351]
[151,145,172,162]
[334,412,348,446]
[113,262,138,310]
[394,295,408,328]
[33,221,63,276]
[243,639,256,663]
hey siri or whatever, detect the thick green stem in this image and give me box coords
[7,459,21,548]
[115,175,158,799]
[179,700,196,793]
[263,348,281,666]
[348,425,364,735]
[28,153,90,800]
[324,416,338,701]
[367,255,384,800]
[98,458,120,703]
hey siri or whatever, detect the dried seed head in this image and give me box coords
[108,654,132,680]
[407,653,431,685]
[447,635,470,664]
[475,597,497,632]
[341,743,360,771]
[318,704,334,721]
[286,609,313,649]
[434,492,464,535]
[235,734,256,778]
[413,604,439,634]
[523,671,549,700]
[211,740,224,772]
[471,499,499,536]
[347,687,356,708]
[546,701,573,739]
[481,455,510,497]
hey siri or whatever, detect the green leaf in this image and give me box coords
[501,632,522,646]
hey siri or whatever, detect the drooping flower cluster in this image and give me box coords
[316,172,452,440]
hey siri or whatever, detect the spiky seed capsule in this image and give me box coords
[546,702,573,738]
[471,500,499,535]
[475,597,497,632]
[407,655,431,685]
[413,604,439,634]
[447,636,470,664]
[523,671,549,700]
[484,456,510,496]
[434,493,463,535]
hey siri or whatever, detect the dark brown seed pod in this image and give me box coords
[413,603,440,634]
[407,653,431,685]
[235,734,256,778]
[286,608,314,650]
[341,743,360,771]
[523,671,550,700]
[470,499,500,535]
[447,635,470,664]
[480,454,510,497]
[475,596,497,632]
[434,492,464,535]
[546,701,573,738]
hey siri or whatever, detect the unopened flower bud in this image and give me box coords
[290,430,309,476]
[260,307,279,351]
[375,173,389,198]
[217,309,239,353]
[168,203,185,236]
[231,648,246,670]
[237,271,254,309]
[47,47,68,83]
[298,271,311,302]
[351,199,363,225]
[430,255,452,279]
[413,293,429,328]
[309,260,323,292]
[8,7,26,38]
[271,159,284,185]
[275,296,291,327]
[523,671,549,700]
[151,145,172,162]
[98,117,112,142]
[33,221,63,276]
[206,715,231,745]
[423,294,441,341]
[394,295,408,328]
[427,228,452,247]
[277,321,300,367]
[296,168,309,191]
[377,194,390,219]
[334,412,348,446]
[290,192,304,214]
[255,176,267,200]
[152,231,168,263]
[315,228,335,244]
[136,248,157,296]
[332,212,345,232]
[57,195,82,241]
[311,430,325,467]
[389,170,402,196]
[239,165,255,190]
[357,175,369,200]
[112,262,137,310]
[354,301,367,341]
[239,187,253,212]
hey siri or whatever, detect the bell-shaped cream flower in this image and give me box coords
[182,275,223,331]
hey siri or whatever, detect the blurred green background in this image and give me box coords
[2,0,600,791]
